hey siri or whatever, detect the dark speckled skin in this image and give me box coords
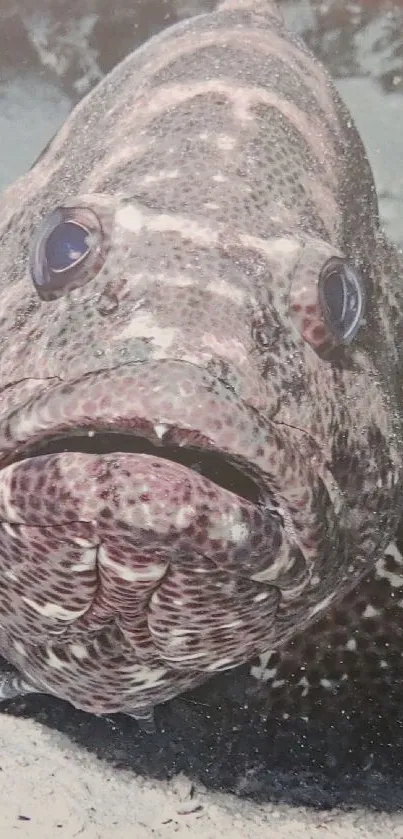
[0,0,403,725]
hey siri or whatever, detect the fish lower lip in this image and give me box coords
[0,438,286,665]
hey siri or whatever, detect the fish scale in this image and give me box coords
[0,0,402,730]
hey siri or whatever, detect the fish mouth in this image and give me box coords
[10,427,262,505]
[0,360,302,675]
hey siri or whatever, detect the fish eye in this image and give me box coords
[30,207,106,301]
[319,257,364,344]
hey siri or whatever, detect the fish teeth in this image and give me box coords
[154,423,168,440]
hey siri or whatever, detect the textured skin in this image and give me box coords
[0,0,403,721]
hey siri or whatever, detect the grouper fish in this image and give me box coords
[0,0,403,732]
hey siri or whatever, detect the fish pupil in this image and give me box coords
[45,221,90,272]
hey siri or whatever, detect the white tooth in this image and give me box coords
[154,423,168,440]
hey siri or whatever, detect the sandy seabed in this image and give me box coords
[1,714,402,839]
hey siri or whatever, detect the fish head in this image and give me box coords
[0,2,402,707]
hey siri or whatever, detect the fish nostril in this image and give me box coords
[97,291,119,316]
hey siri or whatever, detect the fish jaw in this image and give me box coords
[0,360,286,714]
[0,357,364,715]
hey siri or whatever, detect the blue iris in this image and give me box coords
[45,222,89,272]
[321,261,363,342]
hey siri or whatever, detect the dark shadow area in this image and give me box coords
[3,681,403,811]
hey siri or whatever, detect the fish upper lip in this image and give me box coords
[0,359,339,528]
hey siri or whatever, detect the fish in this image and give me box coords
[0,0,402,732]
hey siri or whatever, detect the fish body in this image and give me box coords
[0,0,402,723]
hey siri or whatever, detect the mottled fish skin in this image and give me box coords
[0,0,402,723]
[218,537,403,722]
